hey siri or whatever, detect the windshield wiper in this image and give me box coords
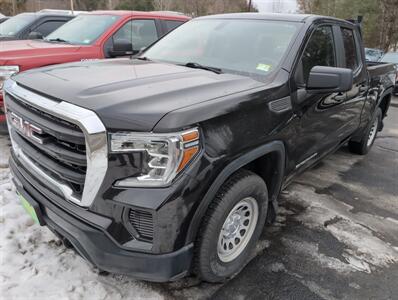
[136,56,151,61]
[45,38,70,44]
[182,62,223,74]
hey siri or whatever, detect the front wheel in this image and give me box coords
[348,107,382,155]
[194,170,268,282]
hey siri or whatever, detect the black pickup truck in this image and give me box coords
[3,13,396,282]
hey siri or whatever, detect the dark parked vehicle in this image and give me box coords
[0,10,77,41]
[380,52,398,94]
[365,47,384,62]
[3,13,396,282]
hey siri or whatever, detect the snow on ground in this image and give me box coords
[282,185,398,273]
[0,135,163,300]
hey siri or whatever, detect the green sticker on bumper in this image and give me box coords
[19,194,39,224]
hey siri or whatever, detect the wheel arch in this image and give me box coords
[186,140,285,244]
[352,88,393,142]
[378,90,392,119]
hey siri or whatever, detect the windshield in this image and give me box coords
[0,13,36,37]
[45,14,119,45]
[144,19,300,80]
[365,48,383,61]
[381,52,398,64]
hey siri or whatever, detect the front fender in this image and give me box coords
[185,140,285,244]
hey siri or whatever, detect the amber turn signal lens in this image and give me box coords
[177,146,199,172]
[182,130,199,142]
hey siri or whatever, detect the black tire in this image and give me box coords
[348,107,382,155]
[194,169,268,283]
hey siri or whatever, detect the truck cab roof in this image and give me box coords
[198,12,357,27]
[89,10,189,20]
[36,9,86,15]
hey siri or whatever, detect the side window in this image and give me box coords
[113,19,158,51]
[163,20,184,33]
[33,20,66,37]
[298,26,336,83]
[341,28,359,71]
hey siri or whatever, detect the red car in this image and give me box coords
[0,10,189,129]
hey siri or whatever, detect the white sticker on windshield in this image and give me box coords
[256,63,272,72]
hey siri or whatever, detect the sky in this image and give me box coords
[252,0,298,13]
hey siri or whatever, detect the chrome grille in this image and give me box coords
[4,79,108,207]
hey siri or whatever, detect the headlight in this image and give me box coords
[110,128,200,187]
[0,66,19,90]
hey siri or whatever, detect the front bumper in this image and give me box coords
[10,156,193,282]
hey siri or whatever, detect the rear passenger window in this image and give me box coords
[299,26,336,83]
[33,21,66,37]
[164,20,184,33]
[341,28,359,71]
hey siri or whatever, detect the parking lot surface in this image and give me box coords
[1,99,397,300]
[205,101,398,300]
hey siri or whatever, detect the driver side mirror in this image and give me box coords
[306,66,353,94]
[110,39,134,57]
[28,31,43,40]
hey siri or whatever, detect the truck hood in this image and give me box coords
[0,40,80,64]
[13,58,264,131]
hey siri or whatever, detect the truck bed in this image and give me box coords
[367,61,395,72]
[367,61,396,91]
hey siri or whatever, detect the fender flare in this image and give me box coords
[377,87,393,117]
[352,87,394,142]
[185,140,286,244]
[377,87,393,105]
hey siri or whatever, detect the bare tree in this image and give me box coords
[379,0,398,51]
[153,0,174,11]
[154,0,252,16]
[0,0,27,15]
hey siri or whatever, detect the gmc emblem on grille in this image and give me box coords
[9,112,44,144]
